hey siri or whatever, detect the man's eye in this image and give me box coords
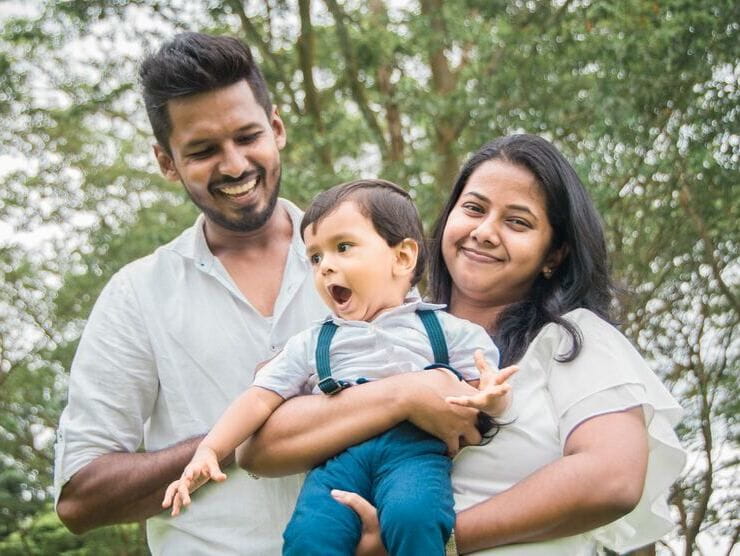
[236,134,259,144]
[309,253,321,265]
[189,148,213,159]
[337,242,352,253]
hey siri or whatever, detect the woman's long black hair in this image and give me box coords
[428,134,615,366]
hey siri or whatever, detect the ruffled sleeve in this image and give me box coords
[547,309,686,553]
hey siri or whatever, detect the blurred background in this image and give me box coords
[0,1,737,554]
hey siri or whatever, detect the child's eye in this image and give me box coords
[337,242,352,253]
[309,253,322,265]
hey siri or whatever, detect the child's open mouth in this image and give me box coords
[329,284,352,306]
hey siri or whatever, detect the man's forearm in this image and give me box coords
[57,436,203,534]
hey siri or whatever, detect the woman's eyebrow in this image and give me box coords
[461,191,489,202]
[506,204,537,217]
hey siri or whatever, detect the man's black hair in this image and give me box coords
[139,32,272,154]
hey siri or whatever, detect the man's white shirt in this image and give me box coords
[54,199,328,555]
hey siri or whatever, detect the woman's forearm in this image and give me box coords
[239,370,481,475]
[455,408,648,552]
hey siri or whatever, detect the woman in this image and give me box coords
[241,134,685,554]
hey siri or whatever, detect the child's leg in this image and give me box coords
[283,445,373,556]
[372,422,454,556]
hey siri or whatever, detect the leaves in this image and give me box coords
[0,0,736,553]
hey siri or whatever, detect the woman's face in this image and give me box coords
[442,159,559,309]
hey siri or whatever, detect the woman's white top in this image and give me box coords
[452,309,685,555]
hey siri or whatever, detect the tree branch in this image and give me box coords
[323,0,389,156]
[226,0,303,116]
[297,0,332,167]
[678,184,740,317]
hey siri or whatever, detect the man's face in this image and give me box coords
[154,80,286,233]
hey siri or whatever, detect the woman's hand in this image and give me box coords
[331,489,387,556]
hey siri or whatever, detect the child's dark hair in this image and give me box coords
[139,32,272,154]
[300,179,427,287]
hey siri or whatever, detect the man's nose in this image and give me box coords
[218,142,248,177]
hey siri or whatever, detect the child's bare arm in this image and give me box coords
[162,386,284,514]
[449,350,518,416]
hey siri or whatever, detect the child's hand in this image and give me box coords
[446,350,518,416]
[161,445,227,516]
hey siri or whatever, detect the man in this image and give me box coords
[54,33,328,554]
[54,32,480,554]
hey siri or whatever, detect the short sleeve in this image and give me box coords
[442,312,500,381]
[546,309,685,553]
[54,270,158,504]
[252,328,314,400]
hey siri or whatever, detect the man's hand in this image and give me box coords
[162,445,226,516]
[331,489,387,556]
[447,351,518,416]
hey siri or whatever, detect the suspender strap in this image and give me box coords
[417,309,449,366]
[315,321,348,395]
[316,310,451,396]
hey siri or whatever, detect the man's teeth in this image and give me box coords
[220,179,257,196]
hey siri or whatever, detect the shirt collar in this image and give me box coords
[318,287,446,326]
[167,198,308,270]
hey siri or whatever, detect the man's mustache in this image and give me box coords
[209,169,264,190]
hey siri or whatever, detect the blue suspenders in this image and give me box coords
[315,309,453,395]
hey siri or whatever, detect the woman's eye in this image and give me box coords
[310,253,321,265]
[461,202,484,214]
[337,242,352,253]
[509,218,531,228]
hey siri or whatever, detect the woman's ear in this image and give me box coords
[543,244,568,276]
[393,238,419,281]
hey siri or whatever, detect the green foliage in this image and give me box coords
[0,0,737,553]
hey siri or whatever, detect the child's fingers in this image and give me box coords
[474,350,494,375]
[162,481,178,508]
[177,481,192,508]
[207,461,227,482]
[495,365,519,384]
[171,492,182,516]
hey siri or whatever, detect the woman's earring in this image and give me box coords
[543,267,553,279]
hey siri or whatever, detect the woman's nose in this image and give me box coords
[470,219,500,247]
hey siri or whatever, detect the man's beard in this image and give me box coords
[188,169,281,233]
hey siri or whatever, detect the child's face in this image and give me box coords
[304,201,414,321]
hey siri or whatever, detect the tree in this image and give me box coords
[0,1,737,553]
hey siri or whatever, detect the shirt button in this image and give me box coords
[271,345,278,352]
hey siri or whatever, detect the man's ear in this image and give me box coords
[271,107,287,150]
[393,238,419,280]
[153,144,180,182]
